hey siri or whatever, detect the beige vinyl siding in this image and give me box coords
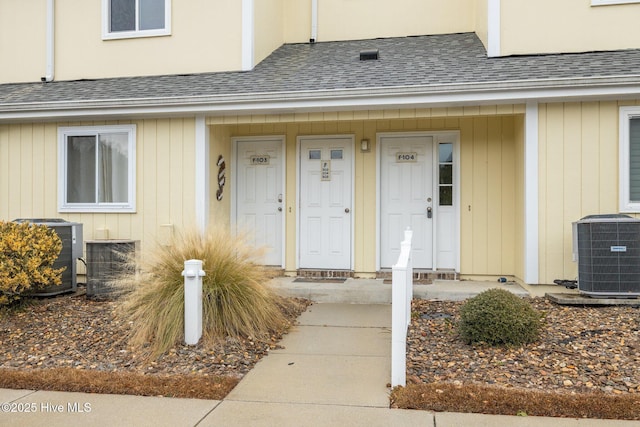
[217,107,522,277]
[474,0,489,52]
[0,118,197,254]
[0,1,47,83]
[314,0,474,42]
[54,2,243,80]
[460,116,517,278]
[538,101,636,285]
[254,0,285,66]
[501,0,640,55]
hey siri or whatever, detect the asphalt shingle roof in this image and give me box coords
[1,32,640,108]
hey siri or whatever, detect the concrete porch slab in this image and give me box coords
[415,280,529,301]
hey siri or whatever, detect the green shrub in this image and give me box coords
[457,288,542,346]
[115,226,296,357]
[0,221,64,305]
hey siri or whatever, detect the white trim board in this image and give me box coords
[487,0,501,57]
[524,102,539,285]
[195,116,210,233]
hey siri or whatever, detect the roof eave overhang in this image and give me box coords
[1,75,640,122]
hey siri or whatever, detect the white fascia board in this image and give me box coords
[2,76,640,122]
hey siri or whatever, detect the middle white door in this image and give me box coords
[299,136,353,270]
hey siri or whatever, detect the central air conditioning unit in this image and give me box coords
[13,218,83,296]
[573,214,640,298]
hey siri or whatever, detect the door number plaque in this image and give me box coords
[250,155,271,165]
[396,152,417,162]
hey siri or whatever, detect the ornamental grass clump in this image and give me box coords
[116,227,292,357]
[0,221,64,306]
[457,288,543,346]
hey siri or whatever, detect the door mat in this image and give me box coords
[293,278,347,283]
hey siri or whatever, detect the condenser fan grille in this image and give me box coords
[575,215,640,297]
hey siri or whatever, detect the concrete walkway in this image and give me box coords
[1,280,638,426]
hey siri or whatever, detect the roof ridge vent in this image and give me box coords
[359,49,379,61]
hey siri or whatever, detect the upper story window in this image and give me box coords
[102,0,171,40]
[619,107,640,212]
[58,125,136,213]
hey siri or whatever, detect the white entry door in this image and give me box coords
[299,136,353,269]
[235,137,284,266]
[380,135,434,269]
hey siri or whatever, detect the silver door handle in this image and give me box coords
[345,208,350,213]
[426,207,432,219]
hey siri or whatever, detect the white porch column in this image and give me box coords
[524,102,539,284]
[195,116,210,234]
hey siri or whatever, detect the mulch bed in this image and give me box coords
[2,291,640,419]
[392,297,640,419]
[0,291,310,398]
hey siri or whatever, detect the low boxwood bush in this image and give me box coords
[457,288,542,346]
[0,221,64,305]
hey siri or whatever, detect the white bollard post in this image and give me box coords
[182,259,205,345]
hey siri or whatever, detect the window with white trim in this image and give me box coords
[619,107,640,212]
[58,125,136,213]
[102,0,171,40]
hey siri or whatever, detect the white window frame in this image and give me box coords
[102,0,171,40]
[58,125,137,213]
[619,107,640,212]
[592,0,640,6]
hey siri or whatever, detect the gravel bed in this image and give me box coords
[408,298,640,395]
[2,293,639,398]
[0,292,308,379]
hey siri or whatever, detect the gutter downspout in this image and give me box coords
[310,0,318,43]
[44,0,55,82]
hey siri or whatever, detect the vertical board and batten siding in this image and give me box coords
[538,101,632,285]
[460,116,518,278]
[212,107,523,277]
[0,118,197,256]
